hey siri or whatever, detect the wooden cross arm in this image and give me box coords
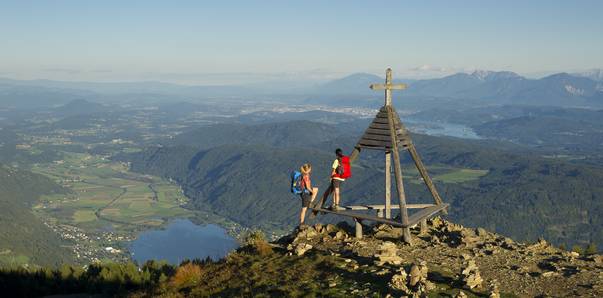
[370,83,407,91]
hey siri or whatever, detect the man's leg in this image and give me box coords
[300,207,307,225]
[310,187,318,203]
[333,186,340,207]
[310,184,332,217]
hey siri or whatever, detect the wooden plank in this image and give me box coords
[342,204,434,210]
[361,133,395,142]
[369,83,407,91]
[387,105,412,244]
[407,204,449,226]
[369,122,402,130]
[361,133,410,143]
[358,138,391,147]
[312,205,448,228]
[357,143,410,151]
[363,127,406,136]
[311,207,407,227]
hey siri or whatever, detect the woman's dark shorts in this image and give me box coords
[300,192,312,208]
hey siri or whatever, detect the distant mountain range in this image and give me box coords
[2,69,603,109]
[308,70,603,108]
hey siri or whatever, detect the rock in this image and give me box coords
[461,259,483,289]
[374,241,403,265]
[476,227,488,237]
[455,290,468,298]
[294,243,313,256]
[429,216,443,229]
[541,271,559,277]
[314,223,323,234]
[328,282,336,288]
[460,229,481,247]
[500,237,517,250]
[488,280,500,298]
[325,224,338,234]
[587,255,603,263]
[374,225,403,239]
[389,269,408,292]
[334,230,347,240]
[569,251,580,258]
[409,262,428,287]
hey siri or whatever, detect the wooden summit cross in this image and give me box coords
[312,68,448,244]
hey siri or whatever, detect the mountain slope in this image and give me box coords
[0,165,73,267]
[122,121,603,248]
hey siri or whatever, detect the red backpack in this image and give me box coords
[335,156,352,179]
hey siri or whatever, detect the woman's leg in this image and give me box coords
[300,207,307,224]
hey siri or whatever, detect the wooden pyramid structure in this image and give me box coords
[313,68,448,244]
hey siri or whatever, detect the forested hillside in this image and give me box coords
[0,165,73,267]
[121,121,603,249]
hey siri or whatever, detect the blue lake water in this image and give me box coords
[129,219,239,265]
[406,120,481,139]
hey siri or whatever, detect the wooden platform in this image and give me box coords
[311,203,449,228]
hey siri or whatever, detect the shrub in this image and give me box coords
[585,243,598,255]
[169,263,204,290]
[571,245,584,255]
[242,229,273,256]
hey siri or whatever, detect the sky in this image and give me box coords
[1,0,602,84]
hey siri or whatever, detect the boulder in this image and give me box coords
[461,259,483,289]
[294,243,313,256]
[374,241,403,266]
[388,268,409,292]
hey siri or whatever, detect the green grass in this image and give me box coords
[432,168,489,183]
[72,210,97,223]
[31,151,193,233]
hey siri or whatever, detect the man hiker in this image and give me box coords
[298,163,318,226]
[329,148,347,209]
[311,148,351,215]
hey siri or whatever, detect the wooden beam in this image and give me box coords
[349,147,361,164]
[341,204,434,210]
[387,106,412,244]
[311,205,449,228]
[407,144,446,214]
[407,204,449,227]
[312,207,407,227]
[385,150,392,219]
[369,83,407,91]
[354,218,363,239]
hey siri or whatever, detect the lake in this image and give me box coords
[129,219,239,265]
[406,120,481,139]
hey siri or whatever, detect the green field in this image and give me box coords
[32,152,193,232]
[432,168,489,183]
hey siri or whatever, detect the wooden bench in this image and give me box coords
[311,203,449,229]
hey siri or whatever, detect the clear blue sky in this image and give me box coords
[1,0,602,84]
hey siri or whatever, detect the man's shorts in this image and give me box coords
[301,192,312,208]
[331,179,344,188]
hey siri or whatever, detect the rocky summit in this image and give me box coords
[278,217,603,297]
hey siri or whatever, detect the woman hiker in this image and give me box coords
[299,163,318,226]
